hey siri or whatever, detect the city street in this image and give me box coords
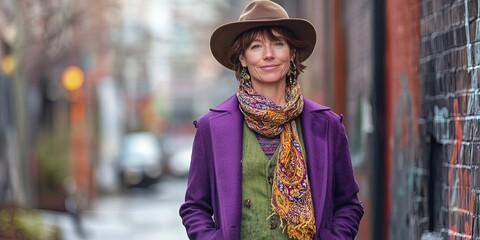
[43,177,189,240]
[7,0,480,238]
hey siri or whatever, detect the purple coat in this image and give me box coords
[179,95,364,239]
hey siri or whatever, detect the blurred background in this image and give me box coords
[0,0,479,239]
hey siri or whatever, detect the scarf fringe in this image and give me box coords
[267,211,316,240]
[287,220,316,240]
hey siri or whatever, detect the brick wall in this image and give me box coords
[385,0,427,239]
[420,0,480,238]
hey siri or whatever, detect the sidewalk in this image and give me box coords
[40,210,84,240]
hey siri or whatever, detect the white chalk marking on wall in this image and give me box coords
[464,0,472,71]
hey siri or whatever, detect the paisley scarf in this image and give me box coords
[237,80,316,240]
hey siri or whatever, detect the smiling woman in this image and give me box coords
[179,1,364,240]
[238,28,292,105]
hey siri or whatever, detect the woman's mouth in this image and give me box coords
[261,64,279,70]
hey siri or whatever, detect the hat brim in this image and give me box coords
[210,18,317,70]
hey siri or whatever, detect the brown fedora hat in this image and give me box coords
[210,0,317,70]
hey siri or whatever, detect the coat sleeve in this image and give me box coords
[329,118,364,238]
[179,119,221,240]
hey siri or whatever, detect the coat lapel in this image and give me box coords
[209,96,243,232]
[301,97,330,229]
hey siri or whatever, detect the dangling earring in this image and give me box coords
[240,66,252,88]
[287,61,298,85]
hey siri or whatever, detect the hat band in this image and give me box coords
[243,17,288,21]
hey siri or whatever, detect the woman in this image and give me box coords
[179,1,363,239]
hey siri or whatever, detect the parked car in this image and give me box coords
[160,134,194,177]
[168,146,192,177]
[116,132,164,188]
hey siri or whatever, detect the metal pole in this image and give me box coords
[371,0,386,239]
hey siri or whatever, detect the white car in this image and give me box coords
[161,134,194,177]
[116,132,164,188]
[168,146,192,177]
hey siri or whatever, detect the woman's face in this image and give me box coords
[239,31,293,88]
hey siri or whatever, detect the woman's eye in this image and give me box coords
[274,41,284,46]
[250,44,261,49]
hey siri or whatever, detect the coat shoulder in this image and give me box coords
[320,110,344,123]
[193,95,239,129]
[303,97,343,123]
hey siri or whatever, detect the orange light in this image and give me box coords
[62,66,84,91]
[1,54,14,75]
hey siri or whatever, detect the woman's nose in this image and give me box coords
[263,45,274,59]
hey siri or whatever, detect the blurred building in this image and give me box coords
[113,0,245,136]
[0,0,120,210]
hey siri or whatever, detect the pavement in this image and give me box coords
[41,177,189,240]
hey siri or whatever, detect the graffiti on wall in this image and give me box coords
[444,98,475,239]
[432,94,480,239]
[390,73,427,240]
[431,74,480,239]
[421,0,480,238]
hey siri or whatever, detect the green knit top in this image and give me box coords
[240,119,305,240]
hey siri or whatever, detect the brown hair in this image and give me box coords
[227,26,311,80]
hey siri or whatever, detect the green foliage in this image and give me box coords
[36,130,70,194]
[0,206,61,240]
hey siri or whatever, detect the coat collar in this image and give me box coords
[210,95,239,112]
